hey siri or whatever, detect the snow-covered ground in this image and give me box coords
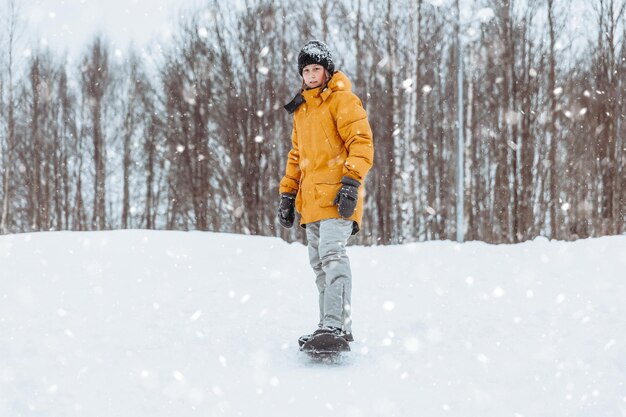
[1,230,625,417]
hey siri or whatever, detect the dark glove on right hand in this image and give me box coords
[278,193,296,228]
[333,176,361,218]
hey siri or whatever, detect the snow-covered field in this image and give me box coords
[1,230,625,417]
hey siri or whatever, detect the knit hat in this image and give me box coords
[297,40,335,76]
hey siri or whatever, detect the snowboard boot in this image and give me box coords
[298,327,321,348]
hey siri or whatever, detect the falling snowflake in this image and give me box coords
[197,27,209,38]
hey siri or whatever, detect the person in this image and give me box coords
[278,40,374,347]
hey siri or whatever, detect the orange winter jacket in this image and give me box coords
[279,71,374,232]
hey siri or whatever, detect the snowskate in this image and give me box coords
[299,327,350,359]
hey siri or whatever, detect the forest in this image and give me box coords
[0,0,624,245]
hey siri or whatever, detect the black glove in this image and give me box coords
[333,176,360,218]
[278,193,296,228]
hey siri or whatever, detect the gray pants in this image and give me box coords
[306,219,354,333]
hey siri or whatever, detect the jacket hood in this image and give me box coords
[326,70,352,93]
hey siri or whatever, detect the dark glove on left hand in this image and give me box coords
[278,193,296,228]
[333,176,361,218]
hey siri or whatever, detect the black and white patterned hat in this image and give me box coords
[297,40,335,75]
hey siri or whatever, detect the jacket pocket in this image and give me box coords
[314,182,341,208]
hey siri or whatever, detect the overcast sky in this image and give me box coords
[11,0,593,64]
[21,0,195,58]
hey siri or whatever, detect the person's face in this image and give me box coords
[302,64,326,88]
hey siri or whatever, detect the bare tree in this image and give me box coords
[57,66,75,230]
[546,0,560,238]
[590,0,626,234]
[119,52,144,229]
[0,0,21,234]
[81,37,110,230]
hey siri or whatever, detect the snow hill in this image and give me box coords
[1,231,625,417]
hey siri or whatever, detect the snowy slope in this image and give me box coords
[1,231,625,417]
